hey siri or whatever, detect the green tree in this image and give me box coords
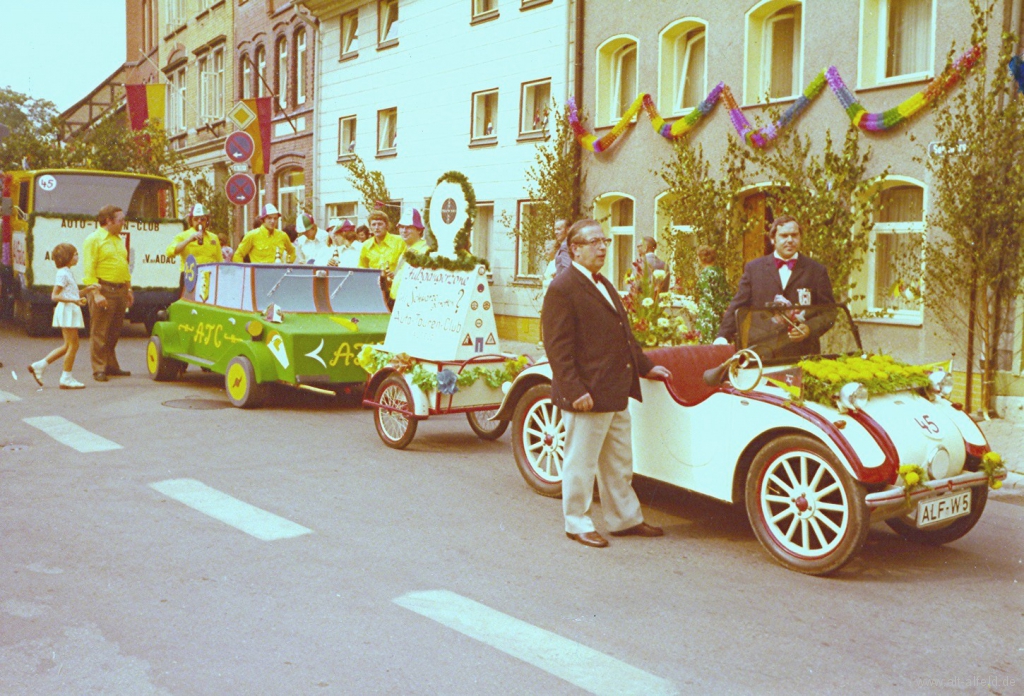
[339,154,397,227]
[0,87,63,170]
[182,176,235,242]
[61,116,189,179]
[922,0,1024,415]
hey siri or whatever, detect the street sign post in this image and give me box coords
[225,131,255,163]
[225,173,257,206]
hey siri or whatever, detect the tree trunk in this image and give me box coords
[965,278,977,415]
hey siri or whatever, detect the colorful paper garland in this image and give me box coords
[568,44,982,153]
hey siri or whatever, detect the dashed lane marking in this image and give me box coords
[393,590,678,696]
[0,390,22,403]
[23,415,121,452]
[149,479,312,541]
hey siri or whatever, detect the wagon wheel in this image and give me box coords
[746,434,869,575]
[225,355,266,408]
[466,408,509,440]
[512,383,565,497]
[374,374,418,449]
[146,336,184,382]
[884,484,988,546]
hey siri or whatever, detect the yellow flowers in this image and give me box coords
[980,450,1007,489]
[798,353,934,407]
[904,471,920,486]
[898,464,929,502]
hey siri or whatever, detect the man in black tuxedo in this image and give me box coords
[542,220,672,548]
[715,215,835,359]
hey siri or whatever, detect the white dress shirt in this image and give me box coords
[773,252,799,289]
[295,230,331,265]
[573,261,615,308]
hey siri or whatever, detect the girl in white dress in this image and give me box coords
[28,243,97,389]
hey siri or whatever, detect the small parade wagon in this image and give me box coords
[147,259,390,407]
[493,304,1007,575]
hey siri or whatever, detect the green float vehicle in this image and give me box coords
[147,258,390,407]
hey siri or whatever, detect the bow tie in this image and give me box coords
[774,257,796,270]
[592,272,604,284]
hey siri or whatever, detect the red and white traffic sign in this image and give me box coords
[225,173,257,206]
[225,131,255,163]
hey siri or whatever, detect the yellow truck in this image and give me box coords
[1,169,183,334]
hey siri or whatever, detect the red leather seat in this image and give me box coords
[645,344,736,406]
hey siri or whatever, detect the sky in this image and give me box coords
[0,0,127,112]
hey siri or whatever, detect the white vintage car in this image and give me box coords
[493,305,1005,575]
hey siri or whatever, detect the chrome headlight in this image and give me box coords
[929,370,954,397]
[837,382,869,412]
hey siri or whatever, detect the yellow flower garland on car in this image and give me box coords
[980,451,1007,490]
[797,353,932,406]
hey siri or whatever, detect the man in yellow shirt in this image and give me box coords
[167,203,223,274]
[390,208,428,300]
[82,205,133,382]
[358,210,406,273]
[232,204,295,263]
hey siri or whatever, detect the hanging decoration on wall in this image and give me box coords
[568,44,983,153]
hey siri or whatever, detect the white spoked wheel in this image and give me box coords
[746,435,869,575]
[466,408,509,440]
[511,384,565,497]
[374,375,418,449]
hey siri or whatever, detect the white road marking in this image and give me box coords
[393,590,678,696]
[149,479,312,541]
[0,390,23,403]
[23,416,121,452]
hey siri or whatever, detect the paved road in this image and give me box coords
[1,323,1021,695]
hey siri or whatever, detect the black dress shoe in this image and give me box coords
[610,522,664,537]
[106,369,131,377]
[566,531,609,548]
[93,372,108,382]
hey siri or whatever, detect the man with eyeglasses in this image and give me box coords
[542,219,672,549]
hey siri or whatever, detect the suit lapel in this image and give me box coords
[571,266,618,315]
[761,255,784,294]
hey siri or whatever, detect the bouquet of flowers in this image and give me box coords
[621,258,701,347]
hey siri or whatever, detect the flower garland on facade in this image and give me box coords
[414,170,488,272]
[568,44,982,153]
[621,259,701,347]
[797,353,932,407]
[356,345,530,394]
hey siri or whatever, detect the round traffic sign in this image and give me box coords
[225,131,255,163]
[225,173,257,206]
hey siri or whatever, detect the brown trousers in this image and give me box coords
[89,282,129,375]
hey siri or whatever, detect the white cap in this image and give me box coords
[260,203,280,217]
[190,203,207,217]
[296,212,315,233]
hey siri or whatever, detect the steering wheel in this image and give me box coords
[728,349,763,392]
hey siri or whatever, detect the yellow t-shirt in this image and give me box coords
[358,233,406,272]
[167,227,223,269]
[390,238,429,299]
[232,225,296,263]
[82,227,131,285]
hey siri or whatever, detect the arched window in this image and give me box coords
[241,54,252,100]
[866,179,926,322]
[659,19,708,115]
[744,1,803,104]
[592,193,636,290]
[256,46,267,97]
[276,37,289,109]
[596,36,639,126]
[296,29,308,105]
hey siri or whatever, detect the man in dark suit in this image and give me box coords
[542,220,672,548]
[636,236,670,293]
[715,215,835,359]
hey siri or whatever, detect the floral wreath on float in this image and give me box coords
[404,170,490,272]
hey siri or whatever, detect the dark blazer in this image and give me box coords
[542,265,655,413]
[717,254,836,359]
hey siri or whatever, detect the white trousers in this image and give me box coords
[562,409,643,535]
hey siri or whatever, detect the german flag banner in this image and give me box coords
[242,97,273,175]
[125,84,167,131]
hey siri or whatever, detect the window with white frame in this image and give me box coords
[277,169,305,225]
[869,183,925,319]
[256,46,267,97]
[744,1,803,104]
[473,0,497,20]
[610,197,635,290]
[596,37,638,126]
[473,203,493,260]
[166,0,185,33]
[242,56,252,99]
[326,202,359,227]
[516,201,545,277]
[471,89,498,141]
[338,115,356,158]
[379,0,398,45]
[211,48,225,119]
[341,10,359,56]
[168,66,187,132]
[377,107,397,154]
[256,175,265,218]
[658,20,707,114]
[142,0,156,51]
[520,79,550,136]
[277,38,289,109]
[198,55,210,120]
[297,30,307,105]
[859,0,934,87]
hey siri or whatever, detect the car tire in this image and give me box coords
[225,355,266,408]
[884,484,988,546]
[466,408,509,440]
[24,303,51,337]
[511,383,565,498]
[373,374,418,449]
[146,336,184,381]
[746,434,869,576]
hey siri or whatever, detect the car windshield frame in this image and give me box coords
[252,265,389,314]
[734,303,863,366]
[33,172,175,220]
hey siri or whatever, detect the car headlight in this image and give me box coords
[837,382,869,412]
[929,370,954,397]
